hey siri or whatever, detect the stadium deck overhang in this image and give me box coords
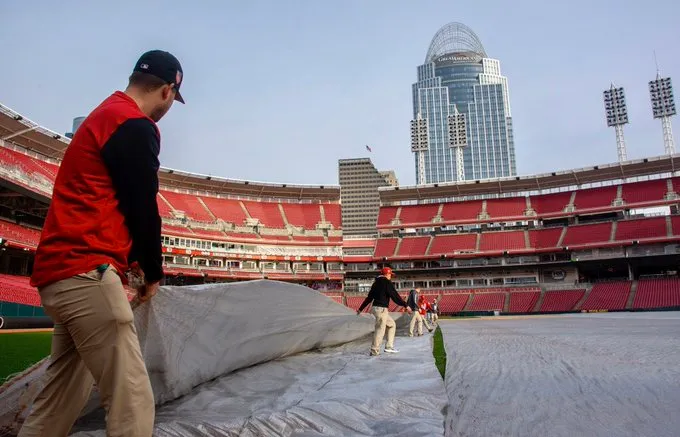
[0,102,340,201]
[379,155,680,203]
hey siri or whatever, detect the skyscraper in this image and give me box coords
[339,158,398,236]
[412,22,517,183]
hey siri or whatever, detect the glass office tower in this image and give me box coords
[412,22,517,183]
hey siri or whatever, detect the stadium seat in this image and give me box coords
[242,201,286,228]
[479,231,525,252]
[322,204,342,229]
[615,218,668,241]
[573,185,618,211]
[562,222,612,247]
[621,179,668,205]
[484,197,526,220]
[377,206,399,226]
[0,274,41,307]
[281,203,322,229]
[580,281,632,311]
[528,227,563,249]
[508,292,540,313]
[200,196,248,225]
[398,204,439,227]
[428,234,477,255]
[395,236,430,257]
[438,294,470,313]
[468,293,505,311]
[440,201,483,223]
[374,238,398,258]
[539,289,585,312]
[161,191,215,222]
[633,278,680,309]
[530,191,572,215]
[0,220,41,248]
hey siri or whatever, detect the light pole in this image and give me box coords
[410,113,429,185]
[603,84,629,162]
[649,76,676,155]
[448,105,467,182]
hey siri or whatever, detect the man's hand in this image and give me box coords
[406,307,413,314]
[138,281,159,303]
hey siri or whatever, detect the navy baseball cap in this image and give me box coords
[133,50,185,104]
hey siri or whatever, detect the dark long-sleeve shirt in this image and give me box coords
[358,276,408,312]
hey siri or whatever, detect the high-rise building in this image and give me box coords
[412,22,517,183]
[339,158,398,236]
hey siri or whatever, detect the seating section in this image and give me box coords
[573,185,617,210]
[440,201,482,222]
[672,216,680,236]
[508,292,540,313]
[580,282,631,311]
[438,294,470,313]
[485,197,526,219]
[374,238,399,258]
[0,220,41,248]
[281,203,321,229]
[323,204,342,229]
[157,194,175,218]
[621,179,667,204]
[528,227,563,249]
[479,231,525,252]
[530,192,572,215]
[377,206,399,226]
[0,146,57,181]
[398,204,439,226]
[242,201,286,228]
[395,236,430,257]
[161,191,214,222]
[200,197,248,225]
[0,274,41,306]
[377,178,677,231]
[633,279,680,309]
[540,290,585,312]
[468,293,505,311]
[615,218,668,241]
[429,234,477,255]
[562,222,612,247]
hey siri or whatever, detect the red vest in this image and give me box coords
[31,92,158,288]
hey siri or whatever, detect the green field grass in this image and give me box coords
[432,326,446,379]
[0,332,52,382]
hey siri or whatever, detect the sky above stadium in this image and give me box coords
[1,0,679,187]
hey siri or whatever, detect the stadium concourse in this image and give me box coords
[0,100,680,436]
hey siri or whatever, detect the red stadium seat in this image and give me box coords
[161,191,215,222]
[530,192,572,215]
[508,292,540,313]
[374,238,398,258]
[485,197,527,220]
[440,201,482,223]
[281,203,321,229]
[562,222,612,247]
[633,278,680,309]
[468,293,505,311]
[242,201,286,228]
[528,227,563,249]
[615,218,668,241]
[0,220,41,248]
[398,204,439,227]
[395,236,430,257]
[377,206,399,226]
[573,185,618,211]
[429,234,477,255]
[581,282,631,311]
[621,179,668,205]
[479,231,525,252]
[540,290,585,312]
[200,196,248,225]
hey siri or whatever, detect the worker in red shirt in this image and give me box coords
[20,50,185,437]
[417,295,434,335]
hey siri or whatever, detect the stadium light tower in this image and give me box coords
[649,75,676,155]
[603,84,629,162]
[410,113,429,185]
[447,105,467,182]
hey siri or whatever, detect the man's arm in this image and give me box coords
[357,283,376,313]
[388,282,408,307]
[101,118,164,284]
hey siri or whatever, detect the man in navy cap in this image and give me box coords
[21,50,185,437]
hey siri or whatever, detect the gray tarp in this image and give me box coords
[1,280,447,436]
[441,313,680,437]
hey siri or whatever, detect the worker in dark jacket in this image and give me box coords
[357,267,411,356]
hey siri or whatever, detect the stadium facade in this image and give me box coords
[413,22,517,183]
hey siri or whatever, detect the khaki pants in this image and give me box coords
[370,307,395,355]
[409,311,432,336]
[18,267,155,437]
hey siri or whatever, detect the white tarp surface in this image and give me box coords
[2,280,447,436]
[71,335,447,437]
[441,313,680,437]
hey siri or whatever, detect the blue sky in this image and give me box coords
[1,0,678,186]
